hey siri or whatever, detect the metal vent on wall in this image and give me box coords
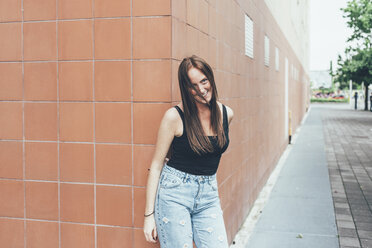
[245,14,254,58]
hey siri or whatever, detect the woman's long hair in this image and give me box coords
[178,55,227,155]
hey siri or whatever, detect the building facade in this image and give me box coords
[0,0,309,247]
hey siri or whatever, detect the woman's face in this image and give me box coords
[187,67,212,104]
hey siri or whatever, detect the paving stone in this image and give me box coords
[340,237,361,247]
[336,214,354,221]
[355,222,372,231]
[335,203,350,209]
[337,220,357,229]
[322,105,372,248]
[338,228,358,238]
[360,239,372,248]
[357,230,372,239]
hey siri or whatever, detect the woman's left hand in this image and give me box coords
[143,215,158,243]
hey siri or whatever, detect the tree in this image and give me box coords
[335,0,372,110]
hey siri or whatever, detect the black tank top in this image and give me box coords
[167,105,229,175]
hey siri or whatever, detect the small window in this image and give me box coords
[245,14,254,58]
[275,47,279,71]
[264,35,270,66]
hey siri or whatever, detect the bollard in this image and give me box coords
[288,110,292,144]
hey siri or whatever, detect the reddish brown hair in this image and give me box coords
[178,55,227,155]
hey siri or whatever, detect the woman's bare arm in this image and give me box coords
[144,108,178,242]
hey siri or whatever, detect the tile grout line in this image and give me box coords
[92,1,97,247]
[56,0,61,247]
[0,177,144,188]
[0,58,175,63]
[0,216,148,229]
[21,0,26,247]
[130,0,135,245]
[0,15,171,24]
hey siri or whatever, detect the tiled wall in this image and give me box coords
[0,0,309,247]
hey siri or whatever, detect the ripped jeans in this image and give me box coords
[155,164,228,248]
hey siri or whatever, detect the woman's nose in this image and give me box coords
[198,85,205,93]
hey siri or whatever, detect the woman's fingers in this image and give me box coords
[144,229,157,243]
[153,226,158,241]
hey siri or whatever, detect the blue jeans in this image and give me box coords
[155,164,228,248]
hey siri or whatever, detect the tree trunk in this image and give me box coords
[365,83,370,111]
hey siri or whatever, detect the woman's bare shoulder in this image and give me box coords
[218,101,234,124]
[163,106,181,123]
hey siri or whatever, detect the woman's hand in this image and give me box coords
[143,215,158,243]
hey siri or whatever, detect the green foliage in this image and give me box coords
[342,0,372,45]
[310,98,349,103]
[334,0,371,92]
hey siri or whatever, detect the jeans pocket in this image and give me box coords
[210,179,218,191]
[159,173,182,189]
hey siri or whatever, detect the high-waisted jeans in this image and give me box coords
[155,164,228,248]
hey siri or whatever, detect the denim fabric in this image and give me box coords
[155,164,228,248]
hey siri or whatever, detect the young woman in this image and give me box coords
[143,55,234,248]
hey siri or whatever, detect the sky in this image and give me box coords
[309,0,353,72]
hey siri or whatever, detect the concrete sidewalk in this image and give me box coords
[238,106,339,248]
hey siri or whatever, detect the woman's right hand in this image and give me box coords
[143,215,158,243]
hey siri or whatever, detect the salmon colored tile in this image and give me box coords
[133,103,171,144]
[96,144,132,185]
[133,60,171,101]
[0,180,24,217]
[24,103,58,141]
[171,17,187,60]
[96,185,132,226]
[186,25,199,56]
[58,0,93,19]
[186,0,198,28]
[58,20,93,60]
[0,0,22,22]
[133,187,146,228]
[209,5,217,38]
[208,37,217,69]
[0,219,24,248]
[0,63,22,100]
[199,32,209,65]
[94,19,131,60]
[23,0,56,21]
[59,102,93,142]
[133,0,171,16]
[24,22,57,61]
[133,17,171,59]
[26,182,58,220]
[94,61,131,101]
[171,60,181,102]
[199,0,208,33]
[0,23,22,61]
[133,228,159,248]
[25,142,58,180]
[59,62,93,101]
[94,0,130,17]
[0,141,23,179]
[26,221,59,248]
[133,145,155,186]
[24,62,57,100]
[0,102,22,140]
[61,223,94,248]
[171,0,186,22]
[60,183,94,223]
[60,143,94,182]
[97,226,133,248]
[95,103,131,143]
